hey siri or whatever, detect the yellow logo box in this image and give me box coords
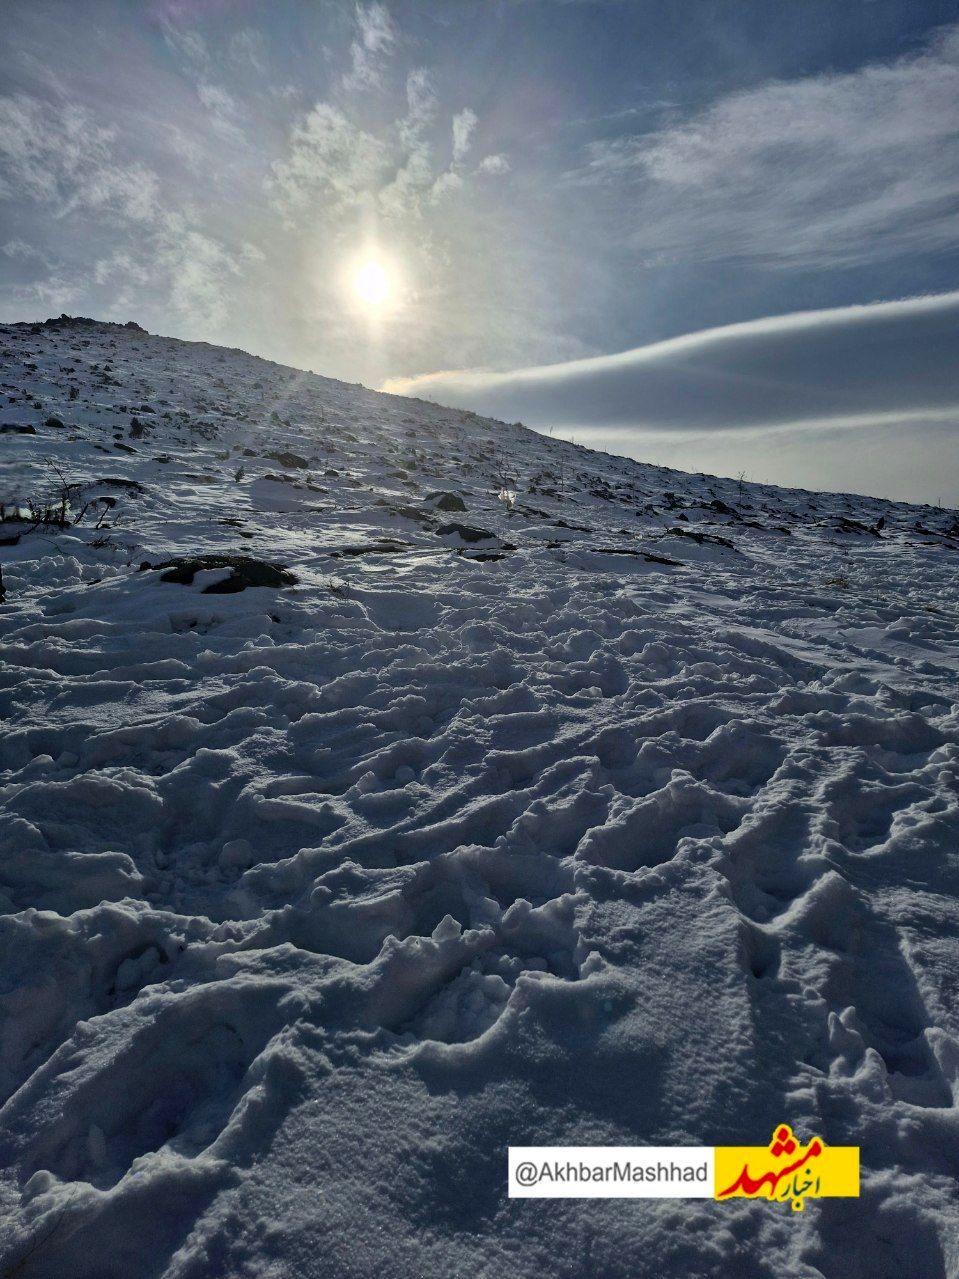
[715,1126,859,1211]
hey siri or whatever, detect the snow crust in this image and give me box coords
[1,319,958,1277]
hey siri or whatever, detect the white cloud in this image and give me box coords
[576,25,959,268]
[153,216,246,330]
[430,170,463,201]
[158,19,208,70]
[270,65,493,226]
[196,82,245,141]
[0,95,158,224]
[342,3,396,92]
[452,108,477,162]
[268,103,390,218]
[402,68,437,142]
[0,87,254,334]
[2,238,47,262]
[477,153,510,175]
[92,249,151,288]
[229,29,269,77]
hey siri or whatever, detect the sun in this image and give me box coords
[354,260,391,308]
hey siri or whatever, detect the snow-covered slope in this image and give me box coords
[1,317,958,1278]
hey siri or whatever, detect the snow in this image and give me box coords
[1,316,958,1277]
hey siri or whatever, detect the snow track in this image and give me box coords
[1,319,958,1277]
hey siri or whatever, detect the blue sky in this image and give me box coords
[2,0,958,500]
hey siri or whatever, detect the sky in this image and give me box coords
[1,0,958,503]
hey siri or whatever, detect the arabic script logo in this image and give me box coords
[714,1125,859,1211]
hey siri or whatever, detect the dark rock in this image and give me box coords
[332,541,409,557]
[667,526,737,551]
[144,554,298,592]
[426,491,467,512]
[96,476,145,492]
[837,516,882,537]
[435,522,495,543]
[266,450,308,469]
[589,547,682,566]
[45,416,64,428]
[388,504,434,525]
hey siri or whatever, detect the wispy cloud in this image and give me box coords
[576,25,959,268]
[0,85,253,333]
[268,103,390,219]
[342,2,396,92]
[452,107,477,162]
[160,17,249,144]
[0,96,157,222]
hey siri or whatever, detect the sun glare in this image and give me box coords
[354,260,390,308]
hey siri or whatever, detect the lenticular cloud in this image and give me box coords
[386,290,959,433]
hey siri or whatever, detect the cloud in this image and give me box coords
[196,82,245,141]
[452,108,477,162]
[270,64,494,225]
[386,291,959,503]
[2,238,49,264]
[159,222,243,328]
[477,154,510,175]
[384,291,959,431]
[158,18,248,143]
[0,85,256,334]
[430,170,463,201]
[268,103,390,218]
[228,29,269,77]
[343,3,396,92]
[0,95,158,223]
[575,25,959,268]
[401,68,438,143]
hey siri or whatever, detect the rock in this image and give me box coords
[45,415,64,428]
[96,476,145,492]
[435,522,495,543]
[266,450,308,469]
[426,491,467,512]
[145,554,298,592]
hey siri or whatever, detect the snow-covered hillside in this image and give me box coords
[1,316,958,1278]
